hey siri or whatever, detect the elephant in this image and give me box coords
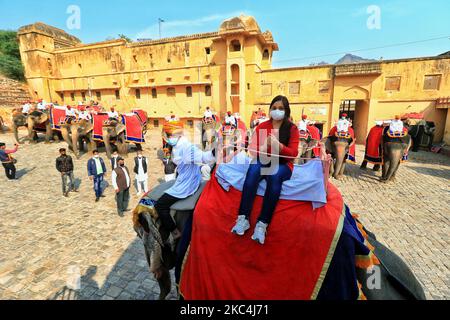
[0,115,5,134]
[26,110,59,144]
[102,119,129,158]
[60,119,96,158]
[381,128,411,183]
[325,134,355,180]
[133,180,205,300]
[296,133,319,165]
[134,181,426,300]
[201,117,219,150]
[11,111,29,143]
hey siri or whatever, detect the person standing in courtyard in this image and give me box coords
[112,157,131,216]
[87,150,107,202]
[56,148,77,197]
[110,150,119,170]
[0,142,19,181]
[134,149,149,196]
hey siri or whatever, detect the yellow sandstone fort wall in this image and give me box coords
[17,16,450,144]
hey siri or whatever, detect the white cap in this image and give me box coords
[375,121,383,126]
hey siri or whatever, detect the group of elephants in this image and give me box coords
[11,109,133,158]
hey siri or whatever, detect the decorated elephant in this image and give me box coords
[102,118,129,158]
[26,110,60,143]
[11,110,29,143]
[202,116,220,150]
[296,130,319,165]
[325,131,355,180]
[381,127,411,183]
[133,173,426,300]
[60,119,96,158]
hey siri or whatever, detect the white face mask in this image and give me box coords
[94,155,99,158]
[270,109,285,121]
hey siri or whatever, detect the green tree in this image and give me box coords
[0,30,25,81]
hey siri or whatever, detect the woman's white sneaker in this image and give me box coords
[231,215,250,236]
[251,221,268,245]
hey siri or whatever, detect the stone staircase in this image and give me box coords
[0,75,32,129]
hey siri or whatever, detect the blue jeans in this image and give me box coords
[238,160,293,224]
[93,174,104,198]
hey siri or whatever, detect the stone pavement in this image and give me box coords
[0,129,448,300]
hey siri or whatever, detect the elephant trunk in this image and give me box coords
[103,128,112,158]
[60,126,73,150]
[333,143,347,179]
[71,126,81,158]
[12,123,20,143]
[385,145,402,181]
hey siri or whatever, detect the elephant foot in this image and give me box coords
[360,166,367,171]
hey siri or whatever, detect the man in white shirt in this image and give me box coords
[111,157,131,216]
[224,111,237,128]
[203,107,213,120]
[298,115,309,132]
[37,99,47,111]
[389,115,404,133]
[65,105,78,122]
[134,149,149,196]
[108,107,120,120]
[22,101,31,115]
[337,113,350,133]
[78,106,92,121]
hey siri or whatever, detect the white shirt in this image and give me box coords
[108,111,119,118]
[298,120,308,132]
[65,108,77,117]
[136,157,148,182]
[165,136,214,198]
[337,119,350,132]
[22,104,31,114]
[37,101,47,110]
[112,167,131,190]
[225,115,237,127]
[204,110,213,118]
[389,120,404,133]
[78,111,92,120]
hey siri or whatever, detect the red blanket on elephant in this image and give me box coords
[179,175,345,300]
[328,126,356,163]
[123,113,145,143]
[49,106,67,130]
[364,125,384,164]
[132,109,148,126]
[92,113,109,140]
[307,125,322,157]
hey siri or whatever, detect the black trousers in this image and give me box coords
[2,163,16,180]
[155,193,182,232]
[116,188,130,214]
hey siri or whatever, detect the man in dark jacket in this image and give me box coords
[56,148,77,197]
[111,157,131,216]
[87,149,107,202]
[0,142,19,180]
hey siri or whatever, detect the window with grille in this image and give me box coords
[423,75,441,90]
[115,90,121,100]
[135,89,141,99]
[70,93,75,101]
[385,76,401,91]
[289,81,301,95]
[96,91,101,101]
[205,85,212,97]
[318,80,330,93]
[186,86,192,97]
[152,88,157,98]
[167,87,176,97]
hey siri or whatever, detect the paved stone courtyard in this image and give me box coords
[0,128,448,300]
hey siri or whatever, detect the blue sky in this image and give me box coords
[1,0,449,67]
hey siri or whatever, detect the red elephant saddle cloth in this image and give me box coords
[298,130,311,140]
[307,125,322,158]
[50,106,67,130]
[328,126,356,163]
[364,126,384,164]
[122,113,145,143]
[179,175,345,300]
[92,113,110,140]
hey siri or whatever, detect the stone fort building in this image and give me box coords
[17,15,450,144]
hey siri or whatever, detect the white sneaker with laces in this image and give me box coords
[231,215,250,236]
[251,221,268,245]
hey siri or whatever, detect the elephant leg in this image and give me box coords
[338,161,346,178]
[157,267,172,300]
[381,161,390,181]
[360,160,368,170]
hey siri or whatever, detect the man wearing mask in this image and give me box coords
[112,157,131,216]
[87,150,107,202]
[0,142,19,180]
[134,149,149,196]
[56,148,77,197]
[110,150,119,170]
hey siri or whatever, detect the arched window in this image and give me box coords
[230,40,241,52]
[263,49,270,60]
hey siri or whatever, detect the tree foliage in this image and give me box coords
[0,30,25,81]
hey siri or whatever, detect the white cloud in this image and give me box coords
[134,11,250,40]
